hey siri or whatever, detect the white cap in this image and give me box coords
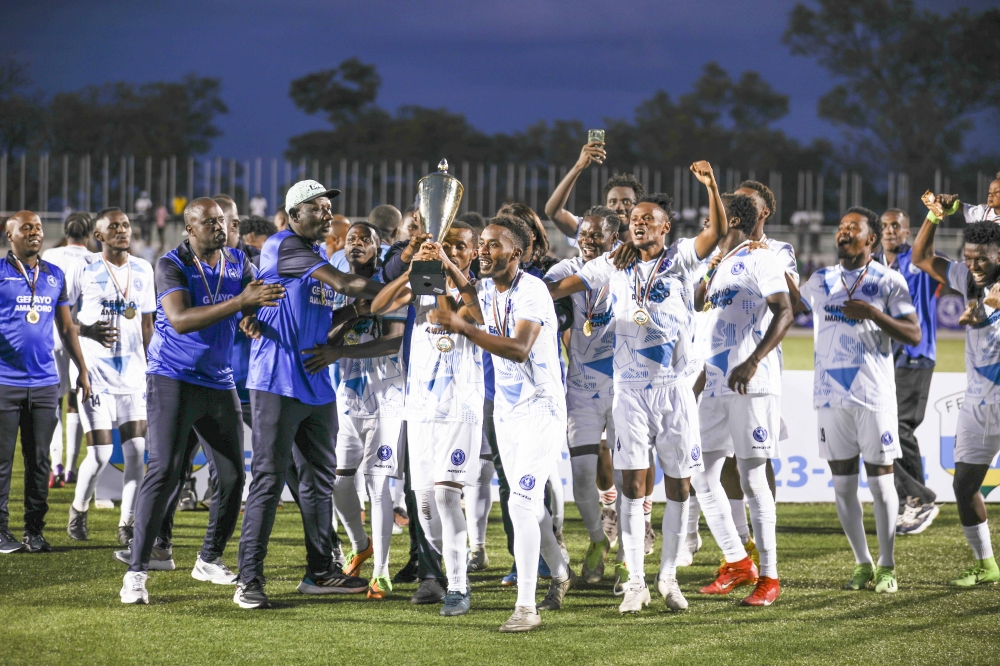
[284,179,341,214]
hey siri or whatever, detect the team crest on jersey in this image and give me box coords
[691,445,701,462]
[519,474,535,491]
[451,449,466,466]
[648,280,670,303]
[731,262,745,275]
[377,445,393,461]
[227,266,241,280]
[881,431,893,446]
[753,427,768,443]
[861,281,879,297]
[133,278,143,292]
[47,274,58,287]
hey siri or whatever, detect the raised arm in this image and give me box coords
[544,142,607,239]
[370,271,414,315]
[691,161,728,260]
[311,264,383,300]
[911,211,951,286]
[161,279,284,335]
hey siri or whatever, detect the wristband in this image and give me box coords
[926,211,940,225]
[943,200,960,216]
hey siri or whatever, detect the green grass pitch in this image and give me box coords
[781,335,965,373]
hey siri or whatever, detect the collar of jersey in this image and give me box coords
[6,251,54,274]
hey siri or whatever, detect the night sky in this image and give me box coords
[3,0,997,161]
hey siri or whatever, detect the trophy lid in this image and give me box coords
[438,159,449,173]
[417,157,464,243]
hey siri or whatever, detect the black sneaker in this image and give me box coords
[296,564,368,595]
[117,524,134,546]
[22,531,52,553]
[392,557,420,584]
[410,577,446,605]
[0,528,25,554]
[67,506,88,541]
[234,577,270,609]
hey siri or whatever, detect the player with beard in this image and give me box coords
[796,207,920,595]
[304,222,406,600]
[911,217,1000,586]
[543,206,619,584]
[370,221,484,616]
[66,208,155,546]
[548,162,728,612]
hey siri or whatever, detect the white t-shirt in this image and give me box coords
[963,203,1000,224]
[403,289,485,424]
[41,244,91,350]
[763,236,799,286]
[67,253,156,394]
[702,244,789,397]
[946,261,1000,405]
[249,196,268,217]
[544,256,614,398]
[478,272,565,423]
[577,238,701,389]
[799,261,915,412]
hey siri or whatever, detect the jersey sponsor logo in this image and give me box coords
[707,286,738,309]
[450,449,466,466]
[201,293,236,305]
[753,426,768,443]
[691,444,701,462]
[377,445,393,461]
[881,431,894,446]
[47,274,58,287]
[648,280,670,303]
[822,304,859,326]
[861,281,879,297]
[730,261,746,275]
[519,474,535,491]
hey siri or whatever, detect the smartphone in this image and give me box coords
[588,129,605,144]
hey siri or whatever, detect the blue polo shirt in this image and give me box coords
[0,252,69,387]
[147,241,253,389]
[877,243,940,367]
[248,229,338,405]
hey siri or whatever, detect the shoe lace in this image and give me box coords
[1,528,16,542]
[128,574,145,591]
[875,569,894,584]
[958,564,984,579]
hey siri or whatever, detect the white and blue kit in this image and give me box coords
[577,238,703,478]
[41,244,91,396]
[800,261,915,464]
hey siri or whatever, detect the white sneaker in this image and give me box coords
[120,571,149,604]
[676,531,702,567]
[192,556,238,584]
[618,581,651,614]
[500,605,541,633]
[656,573,688,611]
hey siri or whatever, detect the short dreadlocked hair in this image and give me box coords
[727,194,759,237]
[738,180,775,220]
[603,173,644,201]
[637,193,674,219]
[964,220,1000,248]
[846,206,881,246]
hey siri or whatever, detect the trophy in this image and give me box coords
[409,159,464,296]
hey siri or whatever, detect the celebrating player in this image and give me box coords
[797,207,920,594]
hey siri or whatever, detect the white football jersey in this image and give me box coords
[577,238,701,389]
[762,236,799,286]
[544,256,614,398]
[403,289,485,424]
[963,203,1000,224]
[702,244,789,397]
[41,244,91,350]
[947,261,1000,405]
[478,272,565,423]
[800,261,915,411]
[68,253,155,394]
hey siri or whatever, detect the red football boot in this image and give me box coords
[699,556,759,595]
[740,576,781,606]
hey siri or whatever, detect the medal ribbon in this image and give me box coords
[12,255,39,310]
[492,270,523,337]
[99,254,131,309]
[585,285,608,323]
[193,252,226,305]
[839,260,872,300]
[630,248,667,310]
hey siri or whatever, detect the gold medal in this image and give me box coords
[633,308,649,326]
[123,306,136,320]
[26,308,40,324]
[582,320,594,337]
[345,330,360,345]
[436,336,454,353]
[702,302,712,313]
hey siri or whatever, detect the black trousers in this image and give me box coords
[400,420,445,580]
[238,389,337,584]
[894,365,937,506]
[0,384,59,533]
[130,375,245,572]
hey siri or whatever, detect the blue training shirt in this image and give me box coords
[147,241,253,389]
[248,229,338,405]
[877,243,939,366]
[0,252,69,387]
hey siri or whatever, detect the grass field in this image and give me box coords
[2,455,999,666]
[781,334,965,373]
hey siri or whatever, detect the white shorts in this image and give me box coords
[567,390,615,451]
[407,420,478,490]
[817,407,901,465]
[336,415,403,477]
[612,384,704,478]
[78,390,147,433]
[54,348,71,397]
[954,400,1000,466]
[700,393,781,459]
[495,414,565,510]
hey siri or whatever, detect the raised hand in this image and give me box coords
[921,190,945,218]
[401,233,433,263]
[690,160,717,188]
[239,279,285,308]
[574,141,607,170]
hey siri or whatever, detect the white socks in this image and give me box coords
[963,521,994,561]
[621,496,646,584]
[119,437,145,526]
[65,413,82,474]
[509,502,542,607]
[72,444,112,513]
[49,414,63,472]
[869,473,897,568]
[690,452,745,562]
[465,458,494,548]
[738,458,777,578]
[435,485,468,593]
[730,498,750,544]
[539,502,569,581]
[659,498,688,579]
[571,453,604,542]
[416,488,442,557]
[687,493,701,535]
[333,473,369,552]
[832,473,873,565]
[366,474,393,578]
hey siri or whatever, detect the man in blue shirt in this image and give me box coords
[119,198,285,605]
[875,208,941,535]
[238,180,382,608]
[0,211,91,555]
